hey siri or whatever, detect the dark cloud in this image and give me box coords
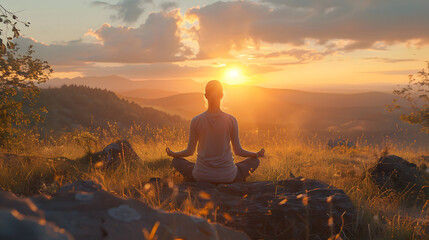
[88,10,192,63]
[260,0,353,13]
[92,0,152,24]
[160,1,178,11]
[187,0,429,58]
[16,37,102,66]
[17,10,191,65]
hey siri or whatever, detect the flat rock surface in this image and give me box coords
[1,182,249,240]
[158,178,357,240]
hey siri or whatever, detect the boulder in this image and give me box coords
[1,181,248,240]
[157,178,357,240]
[369,155,428,199]
[327,139,355,148]
[98,140,142,168]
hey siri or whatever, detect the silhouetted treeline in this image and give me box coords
[37,85,186,131]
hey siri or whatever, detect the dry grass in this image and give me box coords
[0,127,428,239]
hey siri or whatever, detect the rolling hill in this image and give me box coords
[38,76,425,141]
[37,85,185,131]
[125,84,418,136]
[119,88,179,99]
[128,93,206,119]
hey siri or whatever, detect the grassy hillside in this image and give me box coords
[1,128,427,239]
[1,83,427,240]
[38,85,185,131]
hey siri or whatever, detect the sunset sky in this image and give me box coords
[2,0,429,88]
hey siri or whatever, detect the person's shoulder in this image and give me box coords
[221,111,236,119]
[192,112,207,122]
[221,111,238,122]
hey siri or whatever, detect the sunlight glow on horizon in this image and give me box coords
[223,67,247,85]
[4,0,428,88]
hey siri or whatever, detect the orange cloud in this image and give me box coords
[186,0,429,58]
[52,62,281,80]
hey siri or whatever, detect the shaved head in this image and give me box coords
[205,80,223,95]
[205,80,224,103]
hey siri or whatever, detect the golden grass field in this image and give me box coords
[1,126,428,240]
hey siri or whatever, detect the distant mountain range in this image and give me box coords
[39,75,424,138]
[129,85,411,133]
[42,75,404,94]
[127,93,206,119]
[42,75,205,93]
[279,83,405,93]
[120,88,179,99]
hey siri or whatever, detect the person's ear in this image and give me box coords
[220,92,224,99]
[204,93,208,99]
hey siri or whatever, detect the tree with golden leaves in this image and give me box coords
[390,62,429,133]
[0,4,52,149]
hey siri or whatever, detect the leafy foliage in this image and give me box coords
[0,4,30,53]
[0,5,52,148]
[0,47,53,149]
[0,5,52,149]
[390,62,429,133]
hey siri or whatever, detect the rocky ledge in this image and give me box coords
[156,178,357,239]
[0,181,248,240]
[1,178,356,240]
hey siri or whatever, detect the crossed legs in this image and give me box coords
[172,157,196,182]
[172,157,260,183]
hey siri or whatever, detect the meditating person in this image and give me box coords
[166,80,265,183]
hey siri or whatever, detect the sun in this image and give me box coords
[223,67,246,85]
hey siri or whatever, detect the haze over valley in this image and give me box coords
[40,75,424,144]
